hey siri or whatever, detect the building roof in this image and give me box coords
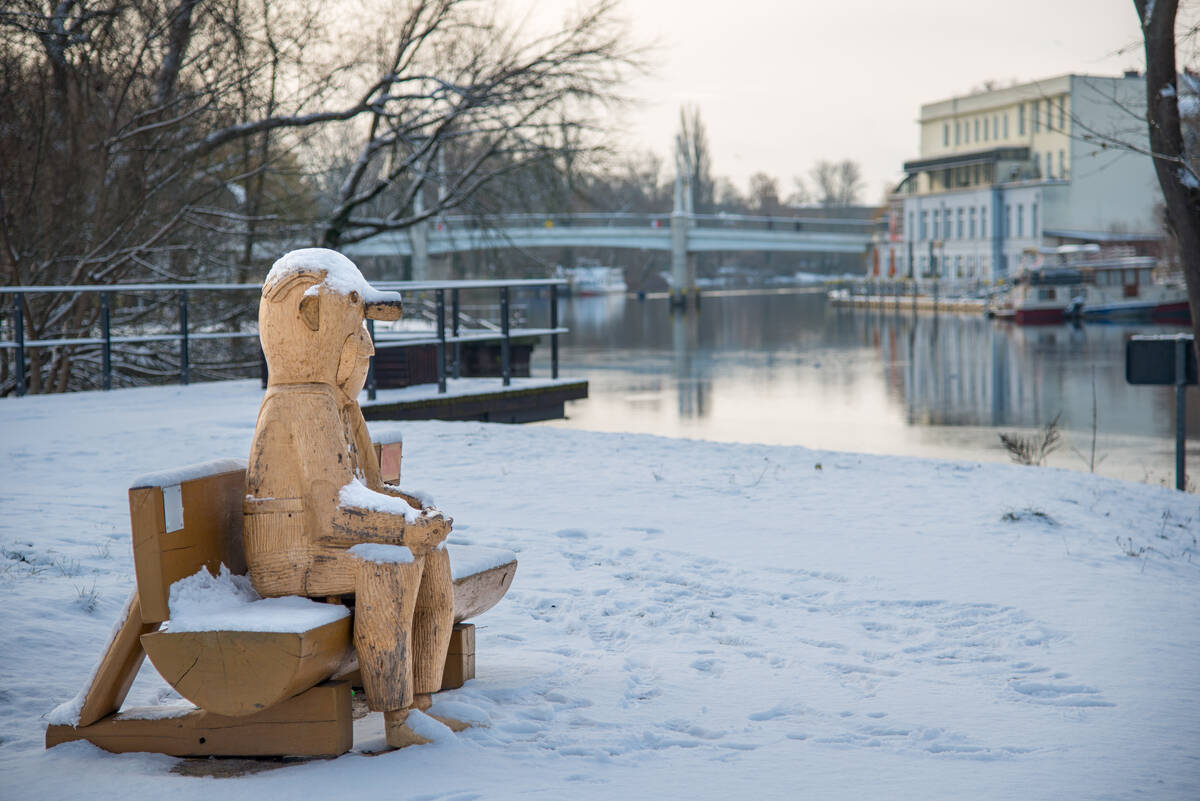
[903,146,1030,174]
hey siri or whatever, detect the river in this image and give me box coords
[531,288,1199,489]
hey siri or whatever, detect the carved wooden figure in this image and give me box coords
[245,249,456,747]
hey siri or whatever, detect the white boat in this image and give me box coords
[989,246,1190,325]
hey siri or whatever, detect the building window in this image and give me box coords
[1059,150,1065,178]
[993,115,999,139]
[983,117,989,142]
[1032,102,1039,133]
[908,212,914,240]
[974,118,980,141]
[1017,204,1024,237]
[1046,151,1053,178]
[943,124,949,146]
[955,121,960,145]
[1059,98,1066,131]
[1005,204,1011,237]
[956,208,964,239]
[944,208,952,240]
[981,206,988,239]
[1046,99,1053,130]
[1032,202,1038,237]
[920,210,928,240]
[1004,113,1009,138]
[1018,105,1025,135]
[969,207,976,239]
[1035,153,1041,176]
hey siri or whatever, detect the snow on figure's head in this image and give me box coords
[259,248,400,386]
[265,248,403,320]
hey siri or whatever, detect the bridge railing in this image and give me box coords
[0,278,567,398]
[427,212,876,234]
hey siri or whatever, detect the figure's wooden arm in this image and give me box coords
[321,502,451,554]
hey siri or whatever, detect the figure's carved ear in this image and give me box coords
[299,293,320,331]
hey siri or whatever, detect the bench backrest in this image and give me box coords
[129,440,402,623]
[130,460,249,624]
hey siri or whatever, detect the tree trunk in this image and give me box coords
[1136,0,1200,360]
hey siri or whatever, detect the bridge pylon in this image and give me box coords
[670,135,698,311]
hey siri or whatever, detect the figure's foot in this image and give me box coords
[428,714,472,732]
[383,709,432,749]
[412,693,433,712]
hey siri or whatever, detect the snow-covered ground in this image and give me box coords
[1,379,1198,800]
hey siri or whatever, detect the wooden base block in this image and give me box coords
[440,623,475,690]
[45,681,352,757]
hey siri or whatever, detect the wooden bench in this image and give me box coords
[46,443,516,757]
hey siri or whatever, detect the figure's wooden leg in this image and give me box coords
[412,546,454,699]
[352,551,427,748]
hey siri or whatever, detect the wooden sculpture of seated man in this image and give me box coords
[244,248,453,748]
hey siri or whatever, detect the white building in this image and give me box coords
[885,73,1160,284]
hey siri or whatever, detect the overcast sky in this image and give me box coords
[539,0,1151,202]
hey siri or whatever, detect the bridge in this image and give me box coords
[342,212,873,259]
[347,132,875,308]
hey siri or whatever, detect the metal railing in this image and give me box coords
[0,278,567,397]
[424,211,876,234]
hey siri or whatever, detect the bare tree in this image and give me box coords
[0,0,638,393]
[810,160,839,207]
[1134,0,1200,353]
[676,105,713,213]
[320,0,639,248]
[835,159,864,206]
[787,176,811,206]
[747,172,782,215]
[809,159,863,207]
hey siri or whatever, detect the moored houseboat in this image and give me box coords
[988,246,1189,324]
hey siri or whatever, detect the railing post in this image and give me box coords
[1175,337,1187,491]
[366,318,376,401]
[100,291,112,391]
[178,290,189,385]
[500,285,511,386]
[451,288,461,379]
[13,292,26,396]
[436,289,447,394]
[550,283,559,380]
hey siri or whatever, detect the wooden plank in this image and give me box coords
[141,617,353,717]
[130,469,247,623]
[440,624,475,691]
[452,561,517,623]
[378,441,403,483]
[75,591,161,728]
[362,381,588,423]
[46,682,352,757]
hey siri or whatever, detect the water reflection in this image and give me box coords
[672,312,708,419]
[535,290,1197,484]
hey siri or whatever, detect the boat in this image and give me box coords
[556,264,628,296]
[988,246,1190,324]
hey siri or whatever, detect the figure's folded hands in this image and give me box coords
[402,508,452,553]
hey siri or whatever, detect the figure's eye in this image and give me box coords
[350,291,360,303]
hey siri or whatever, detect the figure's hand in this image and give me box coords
[402,508,452,553]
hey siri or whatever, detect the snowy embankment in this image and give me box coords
[1,380,1198,800]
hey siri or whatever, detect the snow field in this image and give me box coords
[0,379,1198,800]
